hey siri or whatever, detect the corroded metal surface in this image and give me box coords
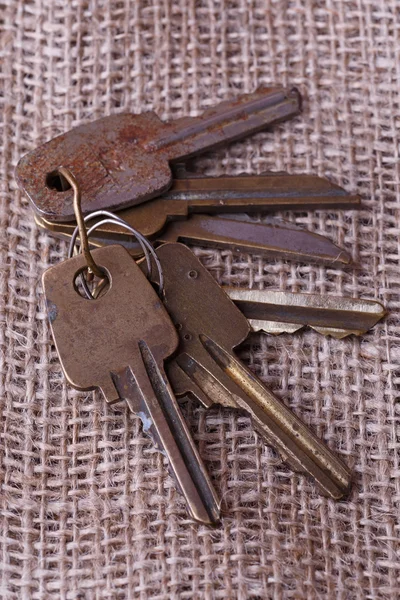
[156,243,352,500]
[16,87,301,221]
[42,244,220,525]
[225,288,386,338]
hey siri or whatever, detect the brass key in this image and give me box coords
[34,213,351,266]
[42,244,220,524]
[154,243,352,500]
[33,168,361,240]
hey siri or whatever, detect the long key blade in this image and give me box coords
[225,288,386,338]
[155,243,352,500]
[116,169,360,238]
[34,212,351,266]
[174,339,351,500]
[16,87,300,221]
[158,214,351,266]
[111,356,220,525]
[171,166,360,208]
[33,169,361,240]
[42,244,220,524]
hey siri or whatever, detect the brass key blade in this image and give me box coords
[42,244,220,524]
[200,335,350,498]
[112,353,220,525]
[155,243,352,500]
[158,215,351,266]
[175,345,350,500]
[122,167,359,239]
[34,169,361,241]
[225,288,386,337]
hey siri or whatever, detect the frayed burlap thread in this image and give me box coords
[0,1,399,599]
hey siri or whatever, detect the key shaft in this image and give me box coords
[225,288,386,338]
[34,168,360,240]
[112,357,220,525]
[175,337,350,499]
[158,215,351,266]
[147,88,301,158]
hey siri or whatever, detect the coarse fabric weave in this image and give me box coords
[0,1,399,599]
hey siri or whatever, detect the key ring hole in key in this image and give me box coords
[46,170,72,192]
[73,265,111,300]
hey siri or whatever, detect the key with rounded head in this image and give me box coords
[42,244,220,524]
[154,243,352,500]
[16,87,301,221]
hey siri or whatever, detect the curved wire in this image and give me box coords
[58,167,104,279]
[68,210,164,298]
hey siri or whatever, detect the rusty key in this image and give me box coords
[42,244,220,524]
[153,243,352,500]
[16,87,301,221]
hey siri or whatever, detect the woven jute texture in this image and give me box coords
[1,1,399,598]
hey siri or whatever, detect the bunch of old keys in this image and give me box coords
[16,86,386,524]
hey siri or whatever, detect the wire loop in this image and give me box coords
[68,210,164,299]
[57,167,104,279]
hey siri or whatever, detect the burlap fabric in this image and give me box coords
[1,1,399,598]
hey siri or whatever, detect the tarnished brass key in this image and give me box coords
[16,87,301,220]
[35,213,351,266]
[157,215,351,266]
[225,288,386,338]
[154,243,352,500]
[42,244,220,524]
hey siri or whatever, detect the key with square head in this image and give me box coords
[42,244,220,524]
[16,86,301,221]
[152,243,352,500]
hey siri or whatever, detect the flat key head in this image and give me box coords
[155,243,250,403]
[17,113,173,222]
[42,244,178,403]
[160,244,249,349]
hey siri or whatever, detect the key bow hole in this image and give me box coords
[73,266,111,299]
[46,170,72,192]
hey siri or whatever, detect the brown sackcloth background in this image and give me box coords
[1,1,400,599]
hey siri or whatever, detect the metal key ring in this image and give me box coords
[68,212,153,277]
[68,211,164,298]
